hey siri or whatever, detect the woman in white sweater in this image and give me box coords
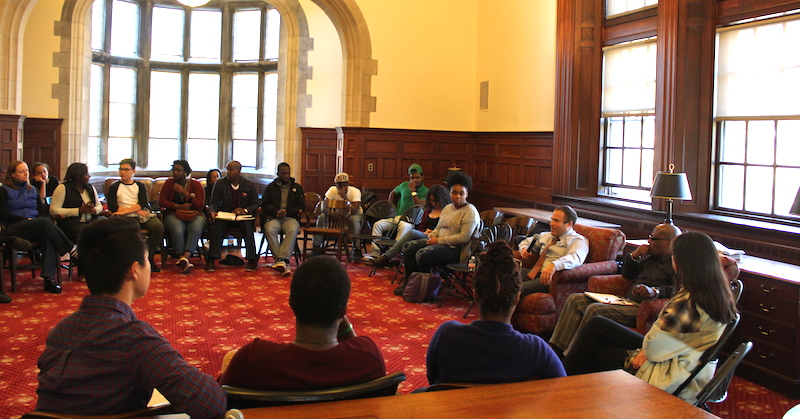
[562,231,738,403]
[395,172,479,295]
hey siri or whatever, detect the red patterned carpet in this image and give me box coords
[0,257,797,418]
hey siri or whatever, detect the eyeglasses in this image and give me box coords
[648,235,670,242]
[119,168,133,172]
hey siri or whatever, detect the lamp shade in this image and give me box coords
[790,187,800,216]
[650,171,692,200]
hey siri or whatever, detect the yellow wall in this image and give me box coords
[358,0,479,131]
[475,0,556,131]
[300,0,343,129]
[21,0,62,118]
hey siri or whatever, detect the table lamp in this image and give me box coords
[650,164,692,224]
[790,188,800,216]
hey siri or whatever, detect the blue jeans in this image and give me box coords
[383,229,427,259]
[163,213,205,256]
[264,217,300,262]
[402,238,461,279]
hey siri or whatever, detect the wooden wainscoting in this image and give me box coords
[23,118,62,177]
[301,127,338,194]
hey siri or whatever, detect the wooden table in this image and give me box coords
[495,207,621,229]
[240,370,715,418]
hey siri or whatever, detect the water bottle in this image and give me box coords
[468,256,477,272]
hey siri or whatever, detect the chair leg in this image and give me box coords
[10,249,17,292]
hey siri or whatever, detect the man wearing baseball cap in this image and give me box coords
[311,172,363,258]
[365,163,428,260]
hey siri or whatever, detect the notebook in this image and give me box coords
[584,291,637,306]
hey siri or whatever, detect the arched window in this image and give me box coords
[89,0,280,170]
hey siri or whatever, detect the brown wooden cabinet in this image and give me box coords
[728,255,800,398]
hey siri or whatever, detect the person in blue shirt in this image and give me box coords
[426,241,566,386]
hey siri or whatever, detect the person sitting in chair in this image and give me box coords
[395,171,479,296]
[426,241,565,386]
[35,218,226,417]
[159,160,205,274]
[562,232,738,403]
[218,255,385,390]
[50,162,103,242]
[260,162,305,276]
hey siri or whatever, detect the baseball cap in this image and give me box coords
[408,163,423,175]
[334,172,350,183]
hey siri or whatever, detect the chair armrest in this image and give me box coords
[550,260,621,287]
[588,274,634,295]
[636,298,669,334]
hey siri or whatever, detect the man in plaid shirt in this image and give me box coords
[35,218,226,417]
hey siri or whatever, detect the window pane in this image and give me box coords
[89,64,104,137]
[776,120,800,166]
[187,73,219,139]
[641,149,654,187]
[718,164,744,210]
[606,0,657,18]
[605,149,622,184]
[746,121,775,166]
[151,7,184,62]
[263,140,276,172]
[108,137,132,164]
[775,167,800,216]
[232,73,258,139]
[188,138,218,170]
[233,10,261,62]
[91,0,106,51]
[108,66,136,138]
[147,138,179,170]
[719,121,746,163]
[607,117,623,147]
[744,166,774,214]
[623,116,642,147]
[110,0,139,57]
[233,140,257,167]
[190,10,221,63]
[263,72,278,140]
[265,8,281,60]
[150,71,182,139]
[641,116,655,148]
[622,149,641,186]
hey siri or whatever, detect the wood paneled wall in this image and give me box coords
[300,127,338,194]
[23,118,62,177]
[0,114,24,172]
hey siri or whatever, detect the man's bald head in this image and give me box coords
[648,224,682,257]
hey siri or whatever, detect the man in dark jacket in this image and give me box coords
[207,160,261,272]
[260,162,305,276]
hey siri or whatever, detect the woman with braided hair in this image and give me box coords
[425,241,565,386]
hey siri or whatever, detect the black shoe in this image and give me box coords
[246,259,258,272]
[44,278,62,294]
[372,255,391,269]
[11,236,32,251]
[0,293,10,303]
[205,259,217,272]
[309,249,324,257]
[394,284,406,296]
[150,260,161,273]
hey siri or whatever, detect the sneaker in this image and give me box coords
[0,293,11,303]
[11,236,32,251]
[361,254,376,262]
[246,259,258,272]
[44,278,62,294]
[150,260,161,273]
[205,259,217,272]
[393,284,406,296]
[281,266,292,277]
[273,260,287,273]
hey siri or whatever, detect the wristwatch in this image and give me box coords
[653,287,661,298]
[411,192,417,197]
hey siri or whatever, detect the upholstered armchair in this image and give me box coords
[587,254,740,335]
[511,224,626,335]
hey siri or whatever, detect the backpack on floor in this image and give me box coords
[403,271,442,303]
